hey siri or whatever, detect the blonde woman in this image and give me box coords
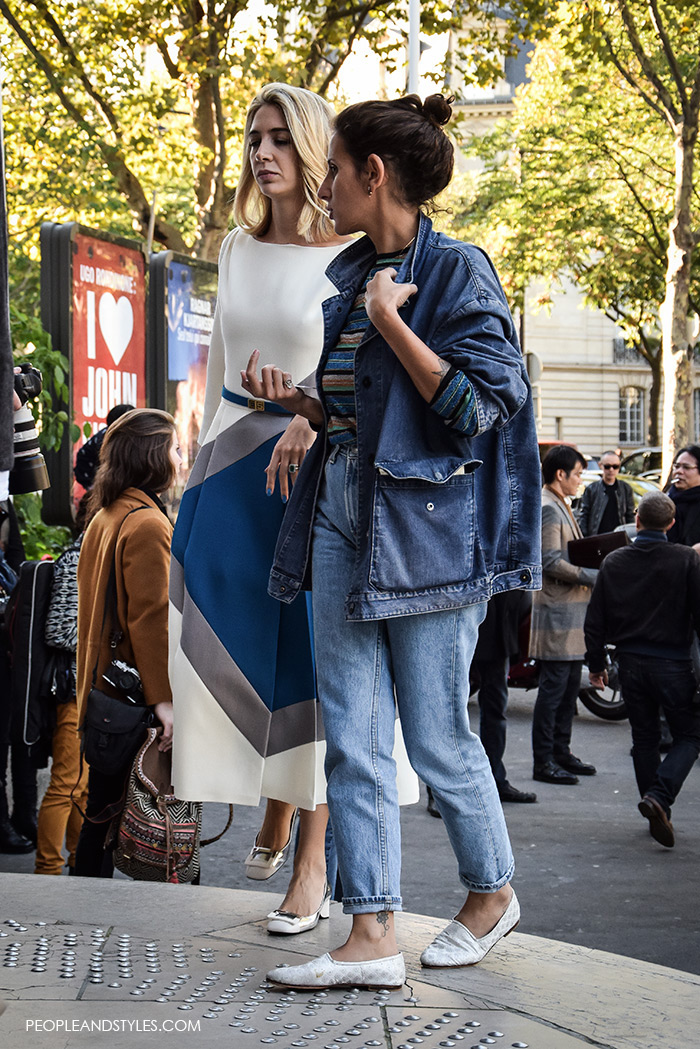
[169,84,349,932]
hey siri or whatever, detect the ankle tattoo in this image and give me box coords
[376,911,390,936]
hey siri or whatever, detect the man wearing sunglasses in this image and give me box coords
[576,451,635,537]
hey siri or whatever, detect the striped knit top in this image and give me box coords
[321,248,478,445]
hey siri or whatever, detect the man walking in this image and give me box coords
[585,491,700,848]
[576,450,635,536]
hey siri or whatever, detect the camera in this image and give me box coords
[10,363,50,495]
[102,659,145,705]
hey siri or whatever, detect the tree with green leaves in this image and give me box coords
[0,0,453,454]
[462,0,700,468]
[455,28,695,446]
[0,0,459,267]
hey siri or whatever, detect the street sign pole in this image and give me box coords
[408,0,420,94]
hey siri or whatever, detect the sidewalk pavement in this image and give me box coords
[1,873,697,1049]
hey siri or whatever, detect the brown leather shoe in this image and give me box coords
[638,795,674,848]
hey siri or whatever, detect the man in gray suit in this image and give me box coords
[530,446,598,784]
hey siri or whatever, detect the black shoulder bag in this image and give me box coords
[81,507,155,777]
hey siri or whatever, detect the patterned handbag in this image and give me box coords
[113,729,232,883]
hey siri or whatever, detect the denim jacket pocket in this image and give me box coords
[369,470,476,591]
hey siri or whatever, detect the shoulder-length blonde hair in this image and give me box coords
[233,83,336,244]
[86,409,176,519]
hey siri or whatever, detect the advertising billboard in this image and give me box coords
[72,232,147,437]
[149,252,217,515]
[40,223,148,524]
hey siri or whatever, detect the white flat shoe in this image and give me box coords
[244,809,297,881]
[267,883,332,935]
[420,889,520,968]
[266,951,405,990]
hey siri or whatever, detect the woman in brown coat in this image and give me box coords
[74,409,179,877]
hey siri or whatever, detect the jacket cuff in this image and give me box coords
[429,366,477,435]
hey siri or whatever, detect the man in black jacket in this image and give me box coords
[584,491,700,848]
[576,450,635,536]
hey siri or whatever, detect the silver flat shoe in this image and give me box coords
[420,889,520,967]
[244,809,298,881]
[266,951,405,990]
[267,883,332,935]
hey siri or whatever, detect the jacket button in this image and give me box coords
[336,306,342,313]
[426,502,435,511]
[519,571,530,583]
[280,585,286,592]
[362,376,372,388]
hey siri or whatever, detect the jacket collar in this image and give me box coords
[120,487,165,514]
[325,212,433,296]
[634,529,668,543]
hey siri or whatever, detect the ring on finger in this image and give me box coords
[283,376,294,389]
[288,463,299,474]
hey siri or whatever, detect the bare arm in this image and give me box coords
[266,415,317,502]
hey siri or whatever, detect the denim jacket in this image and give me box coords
[269,213,542,620]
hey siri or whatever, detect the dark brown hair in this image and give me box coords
[334,94,454,210]
[541,445,586,484]
[637,491,675,530]
[86,409,176,518]
[674,444,700,468]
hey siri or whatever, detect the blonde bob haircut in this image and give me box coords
[233,83,336,244]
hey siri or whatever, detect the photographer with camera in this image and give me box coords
[8,363,50,495]
[0,365,49,853]
[74,409,178,878]
[0,493,36,853]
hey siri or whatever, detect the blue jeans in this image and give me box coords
[617,654,700,815]
[311,444,514,914]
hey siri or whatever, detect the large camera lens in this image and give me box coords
[115,669,139,691]
[9,405,50,494]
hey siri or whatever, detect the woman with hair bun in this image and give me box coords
[243,93,542,987]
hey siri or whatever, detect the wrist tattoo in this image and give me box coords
[431,359,450,379]
[376,911,390,936]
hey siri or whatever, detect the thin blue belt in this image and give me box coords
[222,386,292,416]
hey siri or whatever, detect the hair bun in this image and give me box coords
[422,94,453,128]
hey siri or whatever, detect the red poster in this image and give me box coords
[72,233,146,442]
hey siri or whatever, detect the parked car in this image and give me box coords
[620,446,662,484]
[573,469,659,511]
[538,440,598,471]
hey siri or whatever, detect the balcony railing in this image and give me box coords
[612,338,645,365]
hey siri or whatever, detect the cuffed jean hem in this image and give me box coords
[342,895,403,915]
[460,857,515,894]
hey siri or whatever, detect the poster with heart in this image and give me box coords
[72,231,146,449]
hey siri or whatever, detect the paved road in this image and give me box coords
[3,688,698,974]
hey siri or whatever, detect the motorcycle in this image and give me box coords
[505,613,627,722]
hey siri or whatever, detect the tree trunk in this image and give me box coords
[661,121,697,476]
[648,354,661,446]
[190,71,234,262]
